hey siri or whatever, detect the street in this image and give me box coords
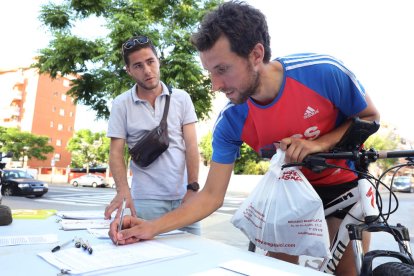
[2,181,414,269]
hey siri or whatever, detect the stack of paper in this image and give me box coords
[56,210,105,220]
[56,210,111,231]
[59,219,111,230]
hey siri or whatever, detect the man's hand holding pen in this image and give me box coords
[109,215,155,245]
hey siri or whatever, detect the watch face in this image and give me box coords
[188,182,200,191]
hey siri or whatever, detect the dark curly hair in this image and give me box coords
[191,1,271,63]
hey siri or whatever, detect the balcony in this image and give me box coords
[0,119,20,128]
[1,106,20,119]
[11,90,22,100]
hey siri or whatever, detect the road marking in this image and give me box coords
[35,193,114,206]
[35,198,102,207]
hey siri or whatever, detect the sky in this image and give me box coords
[1,0,413,138]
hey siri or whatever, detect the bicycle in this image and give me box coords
[249,119,414,275]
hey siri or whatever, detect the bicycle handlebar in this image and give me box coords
[282,148,414,171]
[310,149,414,160]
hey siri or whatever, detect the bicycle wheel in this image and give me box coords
[372,262,414,276]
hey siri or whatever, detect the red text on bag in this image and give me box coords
[279,170,303,181]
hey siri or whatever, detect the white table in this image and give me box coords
[0,216,326,275]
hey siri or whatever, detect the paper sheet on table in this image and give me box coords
[0,234,58,246]
[191,267,244,275]
[87,228,185,239]
[57,210,105,220]
[38,240,192,275]
[218,259,301,275]
[59,219,110,230]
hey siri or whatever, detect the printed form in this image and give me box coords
[38,239,192,275]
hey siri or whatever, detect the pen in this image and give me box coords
[51,238,73,253]
[116,197,126,246]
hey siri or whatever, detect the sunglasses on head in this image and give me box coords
[122,36,150,53]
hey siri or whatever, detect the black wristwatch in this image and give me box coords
[187,182,200,192]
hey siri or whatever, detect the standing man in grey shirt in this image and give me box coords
[104,35,201,235]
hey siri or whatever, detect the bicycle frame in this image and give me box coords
[319,178,374,273]
[318,177,413,274]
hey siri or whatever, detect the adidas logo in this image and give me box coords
[303,106,319,119]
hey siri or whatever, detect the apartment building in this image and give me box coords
[0,67,76,169]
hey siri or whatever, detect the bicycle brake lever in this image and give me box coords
[303,155,329,173]
[281,162,305,169]
[282,155,330,173]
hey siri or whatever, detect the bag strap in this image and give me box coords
[160,85,172,124]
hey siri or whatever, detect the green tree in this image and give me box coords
[35,0,221,120]
[67,129,110,172]
[199,131,268,175]
[364,131,399,171]
[199,131,212,166]
[234,143,264,175]
[0,127,54,161]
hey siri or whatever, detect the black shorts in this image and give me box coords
[313,180,359,219]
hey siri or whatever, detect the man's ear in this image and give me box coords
[125,65,132,76]
[250,43,265,66]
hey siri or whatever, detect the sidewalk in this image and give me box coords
[199,164,261,194]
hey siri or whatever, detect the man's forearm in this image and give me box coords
[152,189,221,234]
[183,123,200,183]
[186,145,200,183]
[110,155,130,193]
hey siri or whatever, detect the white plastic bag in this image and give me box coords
[231,149,331,258]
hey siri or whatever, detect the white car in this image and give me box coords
[70,174,106,188]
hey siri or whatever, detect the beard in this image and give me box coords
[231,64,260,104]
[136,79,160,91]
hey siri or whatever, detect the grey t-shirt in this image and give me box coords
[107,82,197,200]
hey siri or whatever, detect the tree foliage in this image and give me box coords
[35,0,222,120]
[364,131,400,171]
[199,131,212,165]
[199,131,268,175]
[67,129,110,172]
[0,127,54,161]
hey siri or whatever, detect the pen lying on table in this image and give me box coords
[51,238,73,253]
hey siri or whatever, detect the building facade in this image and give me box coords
[0,67,76,169]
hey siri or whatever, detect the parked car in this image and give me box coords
[0,152,13,204]
[70,174,106,188]
[391,176,414,193]
[109,176,132,189]
[0,174,2,204]
[1,169,48,197]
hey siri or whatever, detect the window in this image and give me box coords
[50,121,54,128]
[56,139,62,146]
[54,153,61,161]
[57,124,63,131]
[59,108,65,116]
[52,106,56,112]
[61,94,67,101]
[69,111,73,117]
[63,79,70,87]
